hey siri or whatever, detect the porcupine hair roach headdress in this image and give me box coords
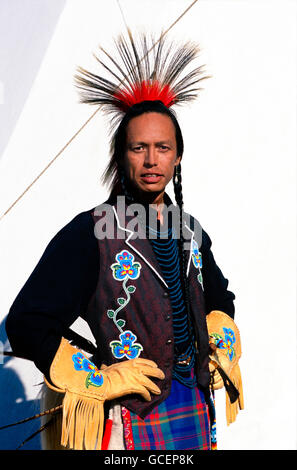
[74,30,209,195]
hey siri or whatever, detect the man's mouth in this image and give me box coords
[140,173,163,183]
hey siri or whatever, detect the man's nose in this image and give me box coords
[144,146,158,166]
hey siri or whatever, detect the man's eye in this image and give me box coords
[132,146,143,151]
[159,145,169,151]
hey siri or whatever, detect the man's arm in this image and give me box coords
[200,229,235,318]
[5,210,99,378]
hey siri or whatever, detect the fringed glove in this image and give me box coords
[207,310,244,425]
[44,337,165,450]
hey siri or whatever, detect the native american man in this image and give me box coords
[6,32,243,450]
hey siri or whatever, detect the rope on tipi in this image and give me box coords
[0,0,199,223]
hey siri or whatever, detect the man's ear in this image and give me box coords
[175,156,182,166]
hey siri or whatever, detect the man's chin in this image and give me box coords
[132,185,166,203]
[139,185,165,195]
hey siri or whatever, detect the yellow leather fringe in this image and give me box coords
[40,383,65,450]
[60,391,104,450]
[225,364,244,425]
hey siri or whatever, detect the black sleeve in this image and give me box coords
[200,229,236,318]
[5,210,99,378]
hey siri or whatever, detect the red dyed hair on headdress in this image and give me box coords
[74,30,209,123]
[113,81,176,111]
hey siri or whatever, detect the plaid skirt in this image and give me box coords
[121,378,214,450]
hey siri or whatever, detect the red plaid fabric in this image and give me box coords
[122,377,211,450]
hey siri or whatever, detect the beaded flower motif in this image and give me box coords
[210,327,236,361]
[192,239,202,269]
[72,352,104,388]
[110,330,143,360]
[191,239,203,288]
[111,250,141,281]
[108,250,143,360]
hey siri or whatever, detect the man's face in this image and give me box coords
[123,112,181,203]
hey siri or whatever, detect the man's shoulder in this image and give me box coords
[182,210,212,251]
[35,208,99,264]
[63,208,96,231]
[52,208,97,246]
[182,210,202,247]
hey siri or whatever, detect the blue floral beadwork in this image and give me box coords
[110,330,143,360]
[111,250,141,281]
[210,327,236,361]
[192,239,202,269]
[107,250,144,360]
[72,352,104,388]
[191,239,203,289]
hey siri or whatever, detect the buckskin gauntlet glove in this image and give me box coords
[44,337,165,450]
[207,310,244,425]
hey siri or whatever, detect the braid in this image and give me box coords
[173,164,193,335]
